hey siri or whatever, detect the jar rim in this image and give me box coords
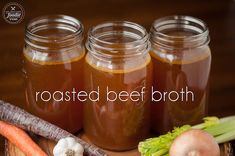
[150,15,210,49]
[88,21,148,46]
[25,14,84,51]
[86,21,150,58]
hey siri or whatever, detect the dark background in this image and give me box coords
[0,0,235,154]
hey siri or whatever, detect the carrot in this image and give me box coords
[0,120,47,156]
[0,100,107,156]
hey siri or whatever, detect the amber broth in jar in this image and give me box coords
[84,21,152,151]
[23,53,85,133]
[84,56,152,150]
[151,49,211,133]
[23,15,84,133]
[150,16,211,133]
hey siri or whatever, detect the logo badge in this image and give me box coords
[2,2,25,24]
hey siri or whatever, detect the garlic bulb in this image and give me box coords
[53,137,84,156]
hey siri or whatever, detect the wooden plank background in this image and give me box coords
[0,0,235,155]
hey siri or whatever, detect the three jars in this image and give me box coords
[23,15,211,151]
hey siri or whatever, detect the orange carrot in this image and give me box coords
[0,120,47,156]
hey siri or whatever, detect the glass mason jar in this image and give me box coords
[84,21,152,151]
[23,15,85,133]
[150,16,211,134]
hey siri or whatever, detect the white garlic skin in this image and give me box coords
[53,137,84,156]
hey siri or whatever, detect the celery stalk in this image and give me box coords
[215,129,235,143]
[219,116,235,122]
[192,116,219,129]
[204,120,235,136]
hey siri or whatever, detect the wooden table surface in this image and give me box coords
[1,0,235,155]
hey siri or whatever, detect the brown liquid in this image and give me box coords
[150,49,211,133]
[23,52,85,133]
[84,55,152,151]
